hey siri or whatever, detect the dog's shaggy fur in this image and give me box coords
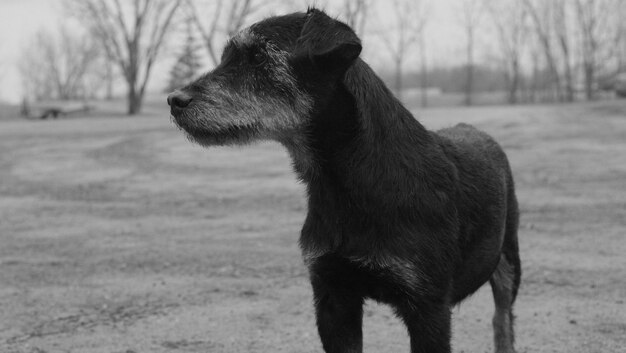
[168,8,521,353]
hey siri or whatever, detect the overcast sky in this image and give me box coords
[0,0,472,103]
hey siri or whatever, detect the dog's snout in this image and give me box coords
[167,91,193,109]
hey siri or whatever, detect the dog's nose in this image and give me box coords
[167,91,193,109]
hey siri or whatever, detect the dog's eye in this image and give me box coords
[251,51,267,66]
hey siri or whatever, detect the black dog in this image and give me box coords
[168,8,521,353]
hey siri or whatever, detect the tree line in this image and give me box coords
[485,0,626,104]
[18,0,626,115]
[376,0,626,105]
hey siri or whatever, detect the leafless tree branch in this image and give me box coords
[19,27,103,101]
[382,0,429,100]
[67,0,183,114]
[342,0,371,37]
[184,0,268,67]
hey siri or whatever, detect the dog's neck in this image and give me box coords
[282,59,453,212]
[289,61,434,173]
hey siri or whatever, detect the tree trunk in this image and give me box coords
[465,64,473,106]
[584,63,594,100]
[105,61,114,100]
[127,86,143,115]
[555,0,574,102]
[563,60,574,102]
[465,27,474,106]
[550,62,563,102]
[529,50,539,103]
[419,33,428,108]
[507,59,520,104]
[561,40,574,102]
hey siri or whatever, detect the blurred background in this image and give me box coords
[1,0,625,116]
[0,1,625,353]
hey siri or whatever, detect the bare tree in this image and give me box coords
[574,0,616,100]
[68,0,182,115]
[485,0,527,104]
[186,0,222,66]
[0,46,5,90]
[610,2,626,74]
[417,24,428,108]
[95,51,117,100]
[523,0,563,101]
[617,2,626,74]
[186,0,267,67]
[384,0,428,100]
[594,0,626,92]
[552,0,575,102]
[342,0,371,37]
[167,22,203,92]
[528,45,541,103]
[19,27,101,101]
[459,0,483,106]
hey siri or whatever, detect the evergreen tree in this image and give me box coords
[167,23,203,92]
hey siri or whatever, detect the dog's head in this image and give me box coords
[168,8,362,146]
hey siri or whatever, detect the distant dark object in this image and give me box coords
[39,105,93,120]
[69,0,182,115]
[20,100,94,120]
[598,73,626,98]
[615,74,626,98]
[20,98,31,117]
[169,9,520,353]
[39,108,65,120]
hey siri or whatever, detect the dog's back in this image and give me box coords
[435,123,520,302]
[436,123,511,174]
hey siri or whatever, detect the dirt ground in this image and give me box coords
[1,101,625,353]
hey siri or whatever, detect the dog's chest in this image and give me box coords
[306,250,428,302]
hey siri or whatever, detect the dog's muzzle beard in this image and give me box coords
[170,91,310,147]
[171,106,262,146]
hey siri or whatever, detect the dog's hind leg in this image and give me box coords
[489,253,519,353]
[490,172,521,353]
[489,172,522,353]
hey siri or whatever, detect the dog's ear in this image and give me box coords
[295,8,362,72]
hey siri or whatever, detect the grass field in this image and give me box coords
[1,100,625,353]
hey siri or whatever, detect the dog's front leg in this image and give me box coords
[397,301,452,353]
[311,275,364,353]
